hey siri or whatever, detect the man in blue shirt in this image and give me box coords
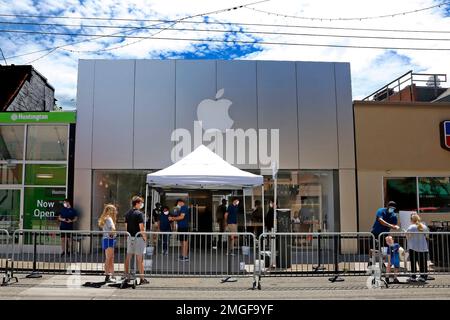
[225,197,240,254]
[158,206,172,255]
[169,199,190,261]
[58,199,78,256]
[369,201,400,267]
[371,201,400,240]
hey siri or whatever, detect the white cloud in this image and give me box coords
[1,0,449,108]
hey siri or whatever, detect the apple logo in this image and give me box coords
[196,88,233,132]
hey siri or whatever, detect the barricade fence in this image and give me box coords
[132,231,257,287]
[377,231,450,283]
[10,229,130,276]
[1,229,449,289]
[257,232,376,280]
[0,229,9,273]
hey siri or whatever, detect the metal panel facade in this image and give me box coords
[92,60,135,169]
[134,60,176,169]
[297,61,339,169]
[257,61,299,169]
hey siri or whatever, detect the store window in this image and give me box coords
[263,170,337,232]
[0,125,24,160]
[384,177,417,211]
[26,125,68,160]
[92,170,149,230]
[0,189,20,233]
[0,163,22,184]
[25,164,66,186]
[23,187,66,230]
[418,177,450,214]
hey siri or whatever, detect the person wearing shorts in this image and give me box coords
[98,204,117,282]
[385,235,400,284]
[124,196,148,284]
[225,197,240,254]
[169,199,190,261]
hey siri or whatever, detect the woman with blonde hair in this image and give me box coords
[98,204,118,282]
[406,213,429,282]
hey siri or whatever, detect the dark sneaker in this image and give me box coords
[105,275,111,282]
[140,278,149,285]
[392,278,400,284]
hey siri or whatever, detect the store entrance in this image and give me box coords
[150,190,233,233]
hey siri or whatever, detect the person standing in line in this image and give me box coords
[169,199,190,261]
[224,197,240,254]
[265,199,276,232]
[216,199,227,242]
[158,205,172,255]
[58,199,78,256]
[407,213,430,283]
[98,204,118,282]
[124,196,149,285]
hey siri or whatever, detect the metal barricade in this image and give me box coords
[257,232,376,289]
[133,231,258,289]
[0,229,9,272]
[10,229,131,278]
[1,229,17,286]
[377,231,450,286]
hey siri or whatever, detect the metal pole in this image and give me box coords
[243,188,247,232]
[26,232,42,278]
[145,184,149,231]
[262,185,265,232]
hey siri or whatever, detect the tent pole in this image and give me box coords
[150,188,155,232]
[243,188,247,232]
[262,185,265,232]
[145,184,149,231]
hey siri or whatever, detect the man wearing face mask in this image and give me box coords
[158,206,172,255]
[169,199,190,261]
[224,197,240,254]
[124,196,148,284]
[58,199,78,256]
[370,201,400,265]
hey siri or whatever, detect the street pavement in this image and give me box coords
[1,274,450,300]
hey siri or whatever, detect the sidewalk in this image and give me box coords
[1,274,450,300]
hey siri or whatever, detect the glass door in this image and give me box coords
[0,188,21,234]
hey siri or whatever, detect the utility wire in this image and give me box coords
[17,0,269,63]
[3,29,450,51]
[1,21,450,41]
[1,15,449,33]
[2,1,448,22]
[245,1,450,21]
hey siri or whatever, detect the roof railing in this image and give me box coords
[363,70,447,101]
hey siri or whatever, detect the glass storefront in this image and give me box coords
[0,113,74,233]
[92,169,339,232]
[92,170,149,231]
[384,176,450,214]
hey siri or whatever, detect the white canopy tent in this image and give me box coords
[145,145,265,231]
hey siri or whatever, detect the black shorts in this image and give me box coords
[178,227,189,241]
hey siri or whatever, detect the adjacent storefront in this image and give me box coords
[0,112,76,233]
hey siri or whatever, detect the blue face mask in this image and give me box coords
[388,207,395,214]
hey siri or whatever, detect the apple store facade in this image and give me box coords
[74,59,356,234]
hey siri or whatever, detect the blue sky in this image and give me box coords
[0,0,449,109]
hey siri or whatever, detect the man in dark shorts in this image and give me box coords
[58,199,78,256]
[169,199,190,261]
